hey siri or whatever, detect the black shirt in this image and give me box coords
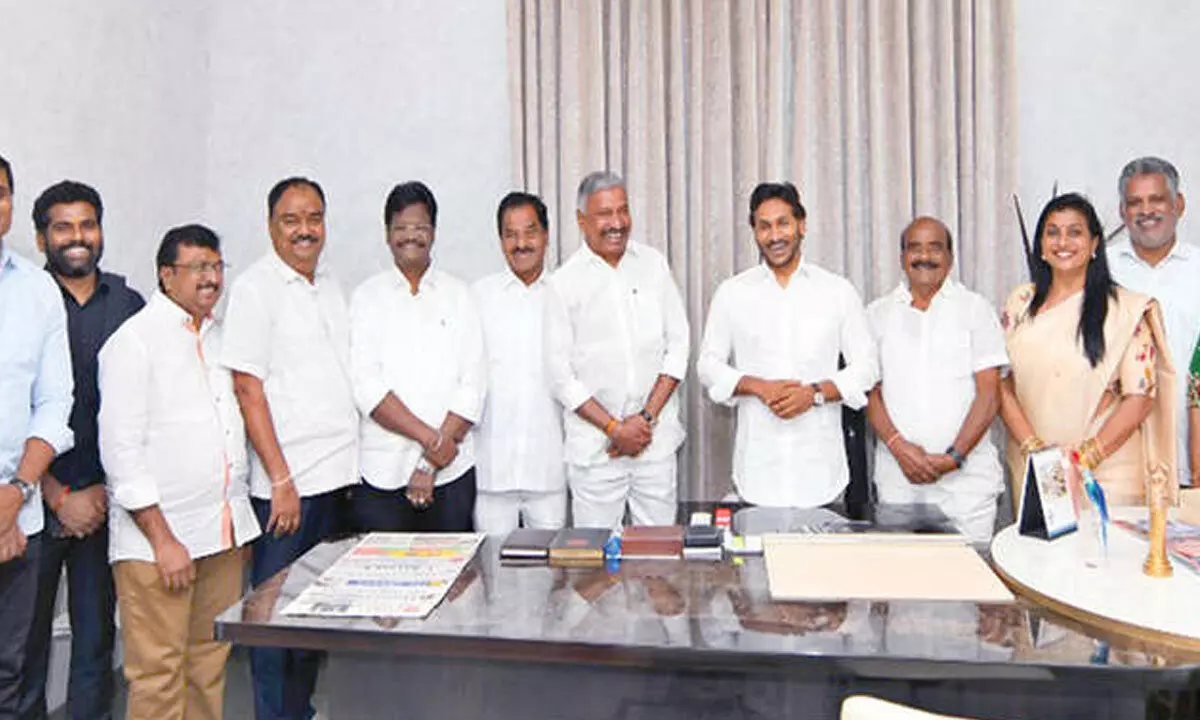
[48,270,145,489]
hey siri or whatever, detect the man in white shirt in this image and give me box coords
[697,182,876,507]
[350,181,485,531]
[865,217,1007,542]
[221,177,359,720]
[1108,157,1198,486]
[472,192,566,534]
[545,171,689,528]
[99,224,259,720]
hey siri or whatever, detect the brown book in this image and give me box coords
[621,525,684,559]
[548,528,611,567]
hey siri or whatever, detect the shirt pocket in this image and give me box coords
[936,329,975,379]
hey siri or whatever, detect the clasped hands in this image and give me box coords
[749,378,817,420]
[887,436,956,485]
[607,413,654,458]
[407,429,459,509]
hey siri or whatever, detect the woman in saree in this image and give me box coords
[999,193,1176,507]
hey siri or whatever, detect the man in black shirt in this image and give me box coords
[18,181,144,720]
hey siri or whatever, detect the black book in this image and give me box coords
[500,528,558,561]
[684,524,723,548]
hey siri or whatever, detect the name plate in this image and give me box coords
[1018,446,1078,540]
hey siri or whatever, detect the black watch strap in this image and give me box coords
[945,447,965,470]
[639,409,654,423]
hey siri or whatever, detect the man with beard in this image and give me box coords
[864,218,1007,542]
[350,181,485,532]
[1108,157,1199,486]
[545,171,689,528]
[221,177,359,720]
[19,181,143,720]
[697,182,875,507]
[0,155,75,718]
[471,192,566,534]
[99,224,258,720]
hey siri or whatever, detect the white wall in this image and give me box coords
[0,1,512,295]
[1017,0,1200,241]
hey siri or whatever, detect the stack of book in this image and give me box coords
[683,524,723,561]
[498,528,558,565]
[547,528,611,567]
[621,525,684,559]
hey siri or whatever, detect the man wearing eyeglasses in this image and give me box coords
[99,224,259,720]
[349,181,485,533]
[221,177,359,720]
[0,155,75,718]
[19,181,143,720]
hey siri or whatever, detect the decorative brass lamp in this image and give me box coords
[1144,465,1173,578]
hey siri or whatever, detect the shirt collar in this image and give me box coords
[391,264,437,293]
[1113,238,1194,265]
[151,290,215,333]
[501,267,548,290]
[268,251,326,285]
[753,258,811,285]
[582,240,640,269]
[0,244,13,278]
[892,277,959,307]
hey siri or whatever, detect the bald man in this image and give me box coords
[865,217,1008,542]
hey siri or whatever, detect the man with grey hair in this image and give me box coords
[544,171,689,527]
[1109,156,1198,486]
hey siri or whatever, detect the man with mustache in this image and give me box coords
[350,181,485,532]
[99,224,259,720]
[1108,157,1198,486]
[221,177,359,720]
[471,192,566,534]
[0,155,75,718]
[19,181,143,720]
[698,182,875,508]
[545,171,689,528]
[864,217,1007,541]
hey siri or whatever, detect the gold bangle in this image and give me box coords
[270,475,292,489]
[1019,436,1046,455]
[884,432,902,450]
[604,418,619,437]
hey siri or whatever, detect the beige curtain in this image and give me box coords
[508,0,1022,501]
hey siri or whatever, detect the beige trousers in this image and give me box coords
[113,547,246,720]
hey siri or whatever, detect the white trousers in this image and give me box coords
[473,489,567,535]
[567,456,677,529]
[875,479,999,544]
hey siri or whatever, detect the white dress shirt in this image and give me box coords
[697,261,877,507]
[544,242,689,467]
[99,292,260,563]
[220,253,359,499]
[866,280,1008,496]
[471,270,565,494]
[1109,238,1200,485]
[350,267,486,490]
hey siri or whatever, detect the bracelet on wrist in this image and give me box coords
[883,432,902,450]
[270,475,292,489]
[604,418,619,437]
[51,485,70,513]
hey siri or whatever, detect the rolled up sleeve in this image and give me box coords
[220,278,272,380]
[28,297,74,455]
[349,284,392,415]
[544,281,592,411]
[831,287,878,411]
[697,285,742,406]
[449,292,486,424]
[98,331,159,511]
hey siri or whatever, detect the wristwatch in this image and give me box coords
[6,478,36,506]
[810,384,826,407]
[638,408,654,424]
[945,446,966,470]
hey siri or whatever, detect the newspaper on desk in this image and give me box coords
[282,533,485,619]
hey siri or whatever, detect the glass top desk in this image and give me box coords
[215,504,1200,720]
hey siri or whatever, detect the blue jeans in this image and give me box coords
[250,488,351,720]
[19,514,114,720]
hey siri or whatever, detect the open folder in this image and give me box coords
[763,534,1014,603]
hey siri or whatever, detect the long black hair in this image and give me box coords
[1027,193,1116,368]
